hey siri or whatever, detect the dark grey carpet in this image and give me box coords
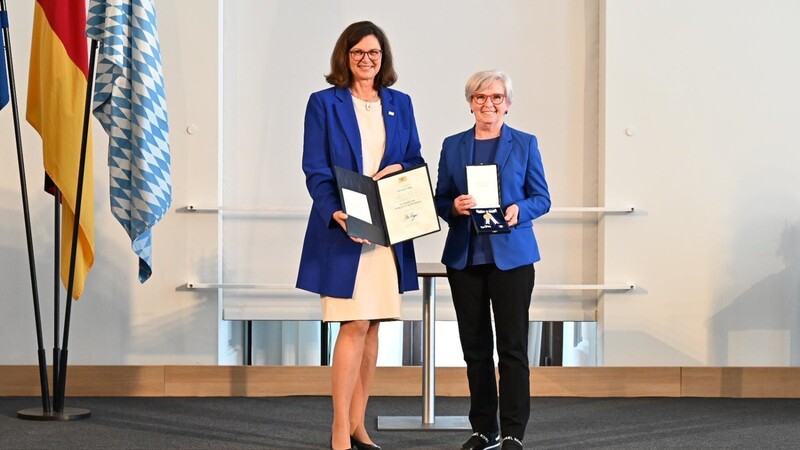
[1,396,800,449]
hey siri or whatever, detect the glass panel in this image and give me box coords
[247,320,596,367]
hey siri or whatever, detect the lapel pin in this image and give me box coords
[388,111,395,116]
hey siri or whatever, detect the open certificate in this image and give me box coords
[334,164,441,246]
[466,164,510,234]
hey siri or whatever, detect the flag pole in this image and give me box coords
[1,0,51,415]
[51,37,98,417]
[52,191,62,402]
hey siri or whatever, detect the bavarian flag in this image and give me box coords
[87,0,171,283]
[27,0,94,299]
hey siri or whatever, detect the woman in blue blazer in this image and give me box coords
[434,70,550,450]
[296,21,423,450]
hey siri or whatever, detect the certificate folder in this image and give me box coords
[466,164,510,234]
[334,164,441,246]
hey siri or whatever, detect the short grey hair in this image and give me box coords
[464,70,513,105]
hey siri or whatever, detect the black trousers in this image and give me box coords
[446,263,534,440]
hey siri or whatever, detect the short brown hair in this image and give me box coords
[325,21,397,89]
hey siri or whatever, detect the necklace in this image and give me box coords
[350,89,380,111]
[363,100,377,111]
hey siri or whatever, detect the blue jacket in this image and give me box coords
[296,86,424,297]
[434,124,550,270]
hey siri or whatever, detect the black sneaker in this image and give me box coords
[500,436,523,449]
[460,432,500,450]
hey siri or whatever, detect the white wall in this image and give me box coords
[600,0,800,365]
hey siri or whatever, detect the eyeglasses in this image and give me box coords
[349,49,382,61]
[472,94,506,105]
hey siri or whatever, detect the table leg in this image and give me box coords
[377,276,470,430]
[422,275,435,423]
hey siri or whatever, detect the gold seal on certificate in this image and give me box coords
[466,164,510,234]
[334,164,441,246]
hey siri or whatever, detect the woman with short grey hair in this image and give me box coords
[434,69,550,450]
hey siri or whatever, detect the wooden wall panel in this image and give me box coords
[0,365,164,396]
[1,366,44,396]
[533,367,681,397]
[682,367,800,398]
[164,366,330,396]
[163,367,468,397]
[67,366,165,396]
[3,366,800,398]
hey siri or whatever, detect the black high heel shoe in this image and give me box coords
[351,435,381,450]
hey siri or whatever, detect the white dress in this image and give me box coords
[321,97,402,322]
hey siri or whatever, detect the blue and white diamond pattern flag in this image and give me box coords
[86,0,171,283]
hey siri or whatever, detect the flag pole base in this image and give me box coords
[17,407,91,421]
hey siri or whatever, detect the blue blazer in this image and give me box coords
[296,86,424,298]
[434,124,550,270]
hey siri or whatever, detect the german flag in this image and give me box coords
[27,0,94,299]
